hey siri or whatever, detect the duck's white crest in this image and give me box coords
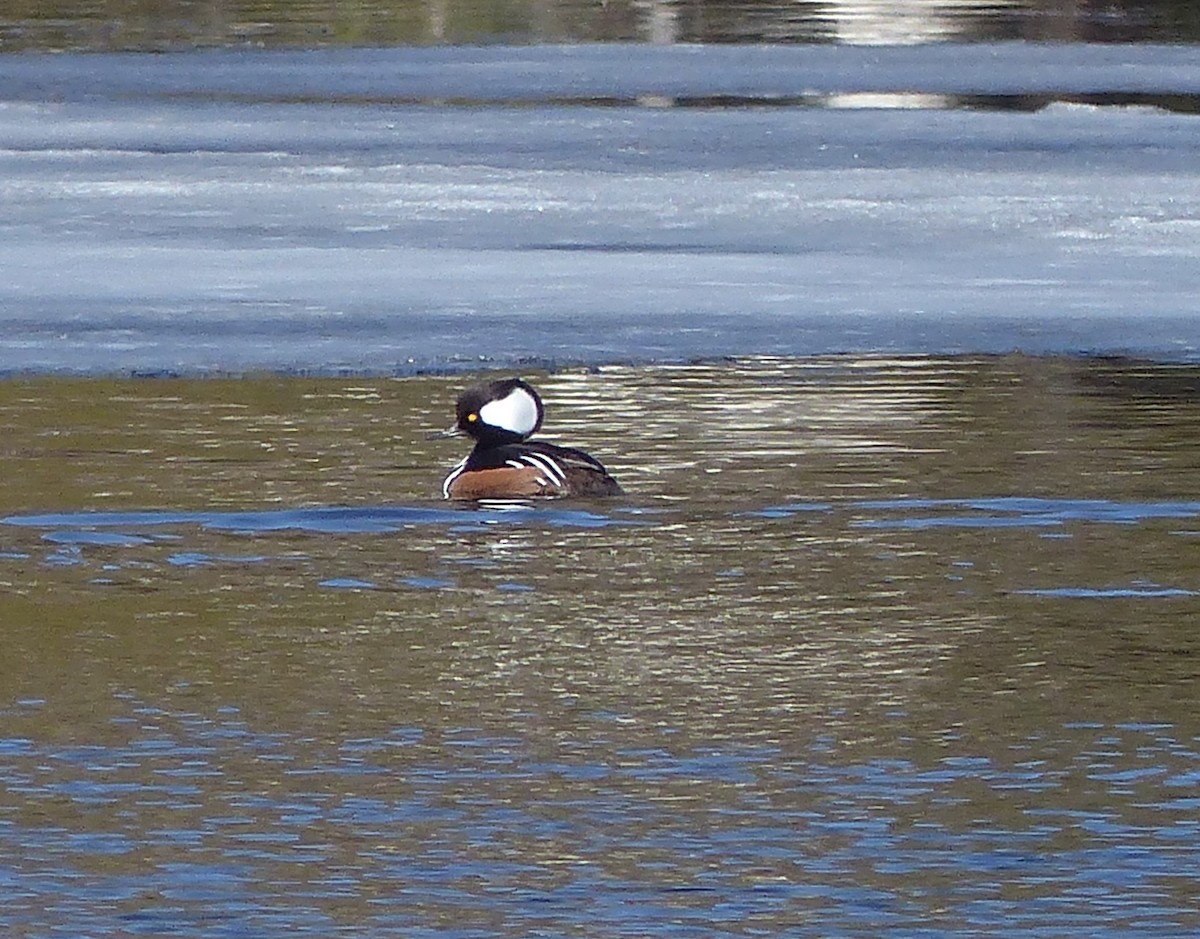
[479,386,540,436]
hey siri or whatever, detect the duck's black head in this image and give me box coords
[454,378,545,447]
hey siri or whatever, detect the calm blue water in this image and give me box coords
[3,45,1200,374]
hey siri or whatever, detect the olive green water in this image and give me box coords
[2,356,1199,936]
[6,0,1200,48]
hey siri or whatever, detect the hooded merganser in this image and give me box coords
[439,378,623,500]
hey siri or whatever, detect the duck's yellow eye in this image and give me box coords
[467,412,479,423]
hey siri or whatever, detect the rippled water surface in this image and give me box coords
[3,356,1200,936]
[7,0,1200,48]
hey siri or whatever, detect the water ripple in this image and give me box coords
[1,698,1198,937]
[2,504,640,534]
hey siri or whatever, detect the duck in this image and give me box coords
[438,377,623,500]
